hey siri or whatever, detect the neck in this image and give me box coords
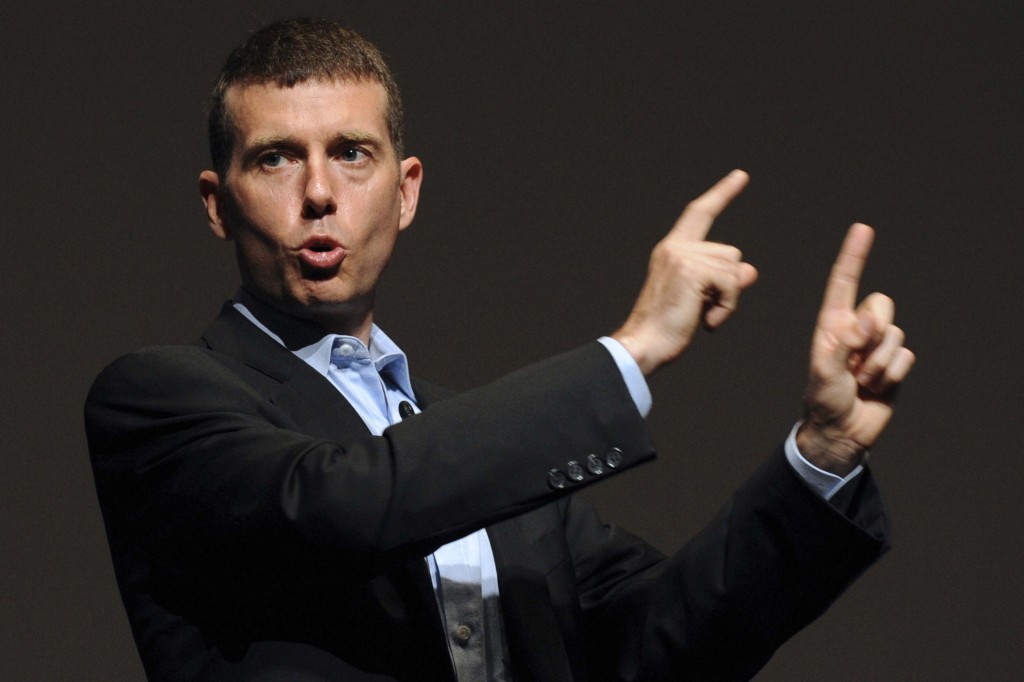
[235,288,375,347]
[318,313,373,344]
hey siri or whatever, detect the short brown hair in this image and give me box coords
[207,17,405,177]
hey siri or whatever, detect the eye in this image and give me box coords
[339,146,368,163]
[260,152,286,168]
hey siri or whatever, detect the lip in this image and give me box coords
[297,235,346,270]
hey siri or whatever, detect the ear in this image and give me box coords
[397,157,423,232]
[199,170,232,241]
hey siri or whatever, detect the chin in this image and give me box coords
[300,288,372,315]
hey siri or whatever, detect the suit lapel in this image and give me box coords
[200,303,372,442]
[410,377,455,410]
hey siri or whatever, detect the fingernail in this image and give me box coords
[858,315,873,335]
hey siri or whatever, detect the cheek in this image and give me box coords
[245,186,295,232]
[227,203,297,284]
[369,231,399,269]
[343,188,403,255]
[231,187,297,249]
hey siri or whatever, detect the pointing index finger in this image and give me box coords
[823,223,875,310]
[670,169,750,241]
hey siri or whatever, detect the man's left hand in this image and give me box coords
[797,223,916,476]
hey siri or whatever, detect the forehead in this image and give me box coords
[224,79,390,148]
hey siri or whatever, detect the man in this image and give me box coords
[86,17,914,682]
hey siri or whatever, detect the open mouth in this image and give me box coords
[298,237,345,270]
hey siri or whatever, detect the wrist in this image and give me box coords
[610,328,661,377]
[795,421,866,477]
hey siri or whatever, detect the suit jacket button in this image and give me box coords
[567,460,585,482]
[586,453,605,475]
[548,468,567,489]
[605,447,624,468]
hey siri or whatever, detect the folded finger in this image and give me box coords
[857,292,895,328]
[856,324,906,387]
[886,347,917,386]
[869,346,917,396]
[701,266,747,329]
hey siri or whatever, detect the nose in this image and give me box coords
[301,158,337,219]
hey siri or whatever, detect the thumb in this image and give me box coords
[738,262,759,290]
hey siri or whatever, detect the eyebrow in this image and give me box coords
[332,131,379,145]
[326,131,386,157]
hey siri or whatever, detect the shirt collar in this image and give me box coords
[231,290,415,398]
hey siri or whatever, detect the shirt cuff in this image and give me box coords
[784,422,864,500]
[597,337,653,418]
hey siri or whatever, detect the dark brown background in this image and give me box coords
[3,1,1022,679]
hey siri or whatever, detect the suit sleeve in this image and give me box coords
[566,449,889,681]
[86,341,655,585]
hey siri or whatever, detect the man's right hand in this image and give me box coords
[612,170,758,376]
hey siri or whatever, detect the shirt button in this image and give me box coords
[453,624,472,645]
[337,342,356,356]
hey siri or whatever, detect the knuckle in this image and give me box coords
[651,239,680,264]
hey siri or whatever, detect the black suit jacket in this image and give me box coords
[86,303,889,681]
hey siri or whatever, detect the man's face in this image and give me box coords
[200,79,421,333]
